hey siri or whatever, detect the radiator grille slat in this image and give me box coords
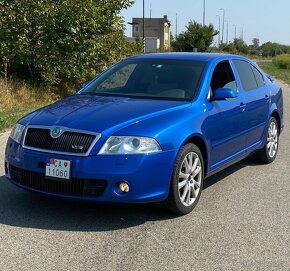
[9,165,107,197]
[24,128,97,155]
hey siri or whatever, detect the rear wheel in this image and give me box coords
[253,117,279,164]
[165,143,204,215]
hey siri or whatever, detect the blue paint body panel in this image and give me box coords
[4,53,284,203]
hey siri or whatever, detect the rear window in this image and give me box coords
[251,65,264,88]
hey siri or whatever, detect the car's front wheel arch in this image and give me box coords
[183,135,209,178]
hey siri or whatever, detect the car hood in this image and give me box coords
[22,95,190,133]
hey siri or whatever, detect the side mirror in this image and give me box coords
[266,74,275,82]
[212,88,237,100]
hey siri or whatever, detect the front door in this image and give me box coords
[204,60,247,172]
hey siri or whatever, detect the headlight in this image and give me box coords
[10,123,26,144]
[98,136,162,155]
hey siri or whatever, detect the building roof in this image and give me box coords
[131,15,170,24]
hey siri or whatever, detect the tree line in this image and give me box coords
[172,21,290,58]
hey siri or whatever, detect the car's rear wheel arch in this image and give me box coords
[271,111,281,133]
[184,136,208,177]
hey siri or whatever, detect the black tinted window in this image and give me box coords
[81,59,206,100]
[251,65,264,88]
[233,60,257,91]
[210,61,237,93]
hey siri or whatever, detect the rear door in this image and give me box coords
[232,60,270,148]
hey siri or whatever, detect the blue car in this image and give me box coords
[4,53,283,215]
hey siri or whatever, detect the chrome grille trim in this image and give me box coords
[22,125,101,157]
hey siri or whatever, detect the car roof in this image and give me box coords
[126,52,248,63]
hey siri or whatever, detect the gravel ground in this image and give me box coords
[0,81,289,271]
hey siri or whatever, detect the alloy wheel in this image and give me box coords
[267,121,278,159]
[178,152,202,207]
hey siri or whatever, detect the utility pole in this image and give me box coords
[233,24,237,40]
[176,13,178,39]
[219,8,225,44]
[226,20,229,44]
[203,0,206,26]
[216,15,221,47]
[142,0,145,53]
[150,3,152,19]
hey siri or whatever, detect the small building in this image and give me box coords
[130,15,171,51]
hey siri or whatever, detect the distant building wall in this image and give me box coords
[145,37,160,53]
[131,15,171,50]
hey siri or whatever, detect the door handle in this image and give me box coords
[240,102,246,110]
[265,94,270,101]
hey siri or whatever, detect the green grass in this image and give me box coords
[272,55,290,70]
[0,78,60,133]
[258,61,290,85]
[0,105,46,133]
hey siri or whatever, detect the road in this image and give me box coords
[0,81,289,271]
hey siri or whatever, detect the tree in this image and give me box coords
[0,0,139,89]
[172,21,218,52]
[222,42,238,54]
[233,38,248,54]
[252,38,260,49]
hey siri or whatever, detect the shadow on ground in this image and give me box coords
[0,157,261,232]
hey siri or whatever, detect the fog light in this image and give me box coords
[119,182,130,193]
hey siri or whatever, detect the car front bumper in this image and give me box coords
[5,138,177,203]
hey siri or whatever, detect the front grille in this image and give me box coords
[24,128,97,155]
[9,165,107,197]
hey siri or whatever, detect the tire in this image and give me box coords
[165,143,204,215]
[253,117,279,164]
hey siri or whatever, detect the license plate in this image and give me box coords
[45,158,71,180]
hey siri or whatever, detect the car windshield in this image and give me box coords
[79,59,206,101]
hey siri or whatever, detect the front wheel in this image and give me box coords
[253,117,279,164]
[165,143,204,215]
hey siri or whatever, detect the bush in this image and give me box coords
[273,55,290,70]
[260,42,290,57]
[0,0,138,90]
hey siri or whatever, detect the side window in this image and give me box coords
[251,65,264,88]
[210,61,237,95]
[233,60,257,91]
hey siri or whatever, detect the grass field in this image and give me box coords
[258,61,290,85]
[0,106,44,133]
[0,79,60,133]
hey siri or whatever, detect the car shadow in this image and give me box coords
[203,156,260,189]
[0,157,260,232]
[0,175,173,232]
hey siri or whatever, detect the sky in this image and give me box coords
[120,0,290,46]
